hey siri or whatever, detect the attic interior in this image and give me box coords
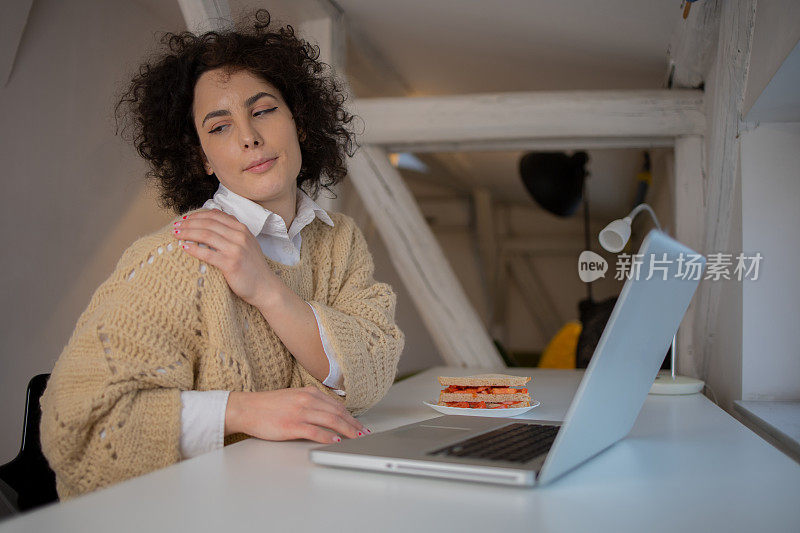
[1,0,798,480]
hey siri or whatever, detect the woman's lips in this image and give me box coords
[245,156,278,173]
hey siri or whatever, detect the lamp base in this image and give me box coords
[649,371,704,395]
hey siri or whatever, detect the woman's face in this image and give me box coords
[192,68,303,209]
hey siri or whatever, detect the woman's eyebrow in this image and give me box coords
[201,92,277,126]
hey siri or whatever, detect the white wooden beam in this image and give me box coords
[666,0,722,88]
[177,0,232,34]
[381,136,677,155]
[346,146,505,368]
[703,0,755,258]
[674,136,705,257]
[674,135,706,378]
[351,90,705,149]
[696,0,757,382]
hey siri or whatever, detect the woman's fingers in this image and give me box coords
[183,208,247,232]
[174,220,242,250]
[296,423,341,444]
[233,388,370,444]
[302,389,365,435]
[301,407,363,440]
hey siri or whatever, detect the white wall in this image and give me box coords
[742,1,800,117]
[740,122,800,401]
[0,0,184,463]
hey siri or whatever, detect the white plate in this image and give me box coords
[423,400,540,417]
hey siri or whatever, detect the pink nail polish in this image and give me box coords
[174,229,180,234]
[358,432,363,437]
[365,428,371,434]
[182,216,187,219]
[333,436,341,443]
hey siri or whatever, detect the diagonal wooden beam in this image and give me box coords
[346,146,505,368]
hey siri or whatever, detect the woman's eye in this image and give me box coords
[254,107,278,117]
[208,108,276,134]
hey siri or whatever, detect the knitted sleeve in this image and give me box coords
[307,215,405,415]
[40,236,201,500]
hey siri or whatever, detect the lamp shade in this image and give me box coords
[519,151,588,217]
[598,217,632,253]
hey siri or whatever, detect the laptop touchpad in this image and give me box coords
[392,426,472,440]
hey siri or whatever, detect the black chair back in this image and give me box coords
[0,374,58,515]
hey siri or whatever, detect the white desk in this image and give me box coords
[3,367,800,532]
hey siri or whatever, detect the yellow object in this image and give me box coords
[538,321,582,369]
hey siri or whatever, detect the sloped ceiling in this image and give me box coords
[340,0,678,96]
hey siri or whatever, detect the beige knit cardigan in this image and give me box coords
[40,210,404,500]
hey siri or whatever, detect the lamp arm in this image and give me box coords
[626,203,662,232]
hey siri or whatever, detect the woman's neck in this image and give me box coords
[259,188,297,229]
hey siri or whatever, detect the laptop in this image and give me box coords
[310,230,705,486]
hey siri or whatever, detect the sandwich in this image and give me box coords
[437,374,531,409]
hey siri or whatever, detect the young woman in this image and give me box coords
[40,10,404,500]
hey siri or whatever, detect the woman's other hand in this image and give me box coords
[173,209,277,308]
[225,387,369,444]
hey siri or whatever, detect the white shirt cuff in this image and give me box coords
[179,390,230,459]
[307,302,346,395]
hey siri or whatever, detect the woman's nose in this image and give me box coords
[239,124,263,149]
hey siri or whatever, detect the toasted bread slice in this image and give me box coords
[438,391,530,403]
[437,373,531,387]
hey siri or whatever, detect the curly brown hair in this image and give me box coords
[114,9,359,214]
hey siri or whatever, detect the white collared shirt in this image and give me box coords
[179,184,344,459]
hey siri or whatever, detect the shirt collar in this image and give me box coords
[201,183,334,238]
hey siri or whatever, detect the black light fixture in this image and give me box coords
[518,151,588,218]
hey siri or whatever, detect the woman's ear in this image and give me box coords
[198,150,214,175]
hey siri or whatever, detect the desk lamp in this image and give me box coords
[599,203,705,395]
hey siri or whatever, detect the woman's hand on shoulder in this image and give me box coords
[225,387,369,444]
[173,209,277,308]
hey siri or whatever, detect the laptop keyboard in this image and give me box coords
[428,423,559,464]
